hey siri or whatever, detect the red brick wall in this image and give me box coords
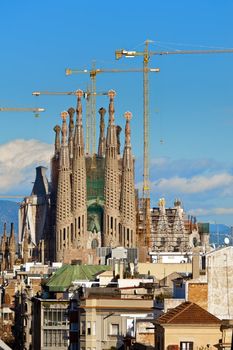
[188,283,208,310]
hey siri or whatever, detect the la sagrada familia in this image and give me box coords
[14,90,208,265]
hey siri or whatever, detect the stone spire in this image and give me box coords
[68,107,75,162]
[103,90,120,247]
[116,125,122,155]
[1,223,8,270]
[55,111,72,261]
[97,107,106,157]
[51,125,61,195]
[72,90,87,249]
[1,223,7,249]
[23,227,29,264]
[120,112,136,247]
[54,125,61,154]
[9,223,16,269]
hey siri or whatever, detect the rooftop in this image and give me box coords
[155,301,221,325]
[46,264,111,292]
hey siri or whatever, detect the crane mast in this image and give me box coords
[90,67,97,156]
[115,39,233,249]
[143,40,150,200]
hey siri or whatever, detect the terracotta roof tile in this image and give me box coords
[155,301,221,325]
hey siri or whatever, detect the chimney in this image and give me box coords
[192,247,200,279]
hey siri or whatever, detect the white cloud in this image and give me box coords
[152,173,233,194]
[188,207,233,216]
[149,156,230,179]
[0,139,53,194]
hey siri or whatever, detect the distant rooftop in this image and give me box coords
[46,264,111,292]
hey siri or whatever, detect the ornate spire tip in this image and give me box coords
[61,111,68,121]
[108,90,116,99]
[124,111,132,121]
[75,89,83,98]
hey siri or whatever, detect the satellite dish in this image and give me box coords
[224,237,230,245]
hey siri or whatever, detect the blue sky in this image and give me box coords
[1,0,233,226]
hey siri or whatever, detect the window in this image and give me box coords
[71,323,78,331]
[180,342,193,350]
[110,323,119,335]
[161,237,166,245]
[193,237,198,247]
[87,321,91,335]
[43,329,68,347]
[81,321,86,335]
[43,308,67,327]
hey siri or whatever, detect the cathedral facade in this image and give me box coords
[18,90,208,265]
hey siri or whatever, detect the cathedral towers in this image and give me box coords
[53,90,137,262]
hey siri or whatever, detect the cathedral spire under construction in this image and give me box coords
[72,90,87,250]
[9,223,16,269]
[97,107,106,157]
[103,90,120,247]
[68,107,75,162]
[120,112,136,247]
[55,111,72,261]
[51,125,61,197]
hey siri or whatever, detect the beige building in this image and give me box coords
[206,246,233,320]
[69,289,159,350]
[154,301,222,350]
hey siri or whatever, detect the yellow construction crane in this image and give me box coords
[115,39,233,248]
[65,65,160,154]
[0,107,45,118]
[32,89,108,154]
